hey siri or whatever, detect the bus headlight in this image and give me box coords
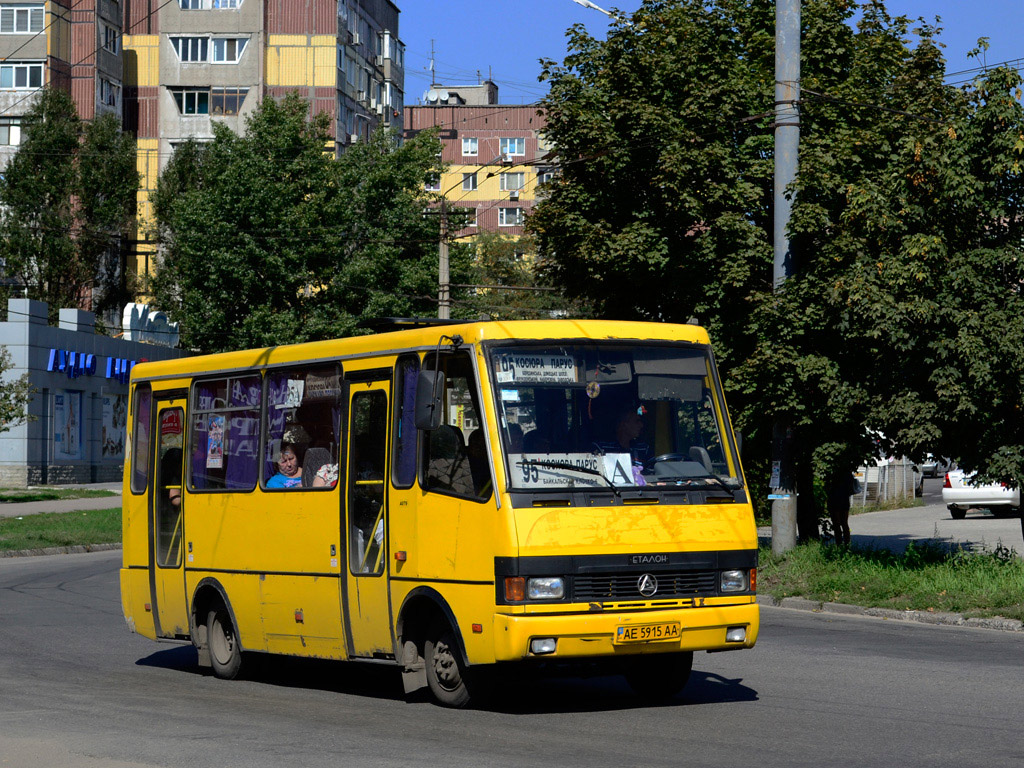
[527,577,565,600]
[720,570,747,593]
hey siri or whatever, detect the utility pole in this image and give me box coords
[438,196,450,319]
[771,0,800,554]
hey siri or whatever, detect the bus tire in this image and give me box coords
[624,651,693,701]
[207,607,242,680]
[424,622,473,708]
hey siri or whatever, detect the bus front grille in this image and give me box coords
[573,570,718,601]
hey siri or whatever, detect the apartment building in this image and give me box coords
[0,0,123,170]
[405,84,550,241]
[122,0,406,281]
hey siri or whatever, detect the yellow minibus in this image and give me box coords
[120,319,758,706]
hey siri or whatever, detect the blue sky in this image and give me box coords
[398,0,1023,105]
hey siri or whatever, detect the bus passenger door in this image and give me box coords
[150,399,189,638]
[343,378,393,658]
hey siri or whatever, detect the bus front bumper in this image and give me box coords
[491,601,759,662]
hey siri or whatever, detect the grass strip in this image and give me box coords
[759,540,1024,621]
[0,488,118,503]
[0,507,121,551]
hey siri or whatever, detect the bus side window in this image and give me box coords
[262,364,342,490]
[421,353,491,502]
[391,354,419,489]
[130,384,152,494]
[189,375,260,491]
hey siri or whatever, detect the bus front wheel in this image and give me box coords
[624,651,693,701]
[207,607,242,680]
[424,623,473,708]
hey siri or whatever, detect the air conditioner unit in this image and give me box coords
[509,190,520,201]
[349,133,360,143]
[351,31,361,44]
[357,90,366,102]
[374,103,385,115]
[374,55,383,67]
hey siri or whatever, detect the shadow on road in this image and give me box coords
[134,647,758,712]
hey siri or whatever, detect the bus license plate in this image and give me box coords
[614,622,681,644]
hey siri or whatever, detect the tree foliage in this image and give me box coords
[532,0,1024,530]
[151,93,461,353]
[0,348,33,434]
[0,88,139,320]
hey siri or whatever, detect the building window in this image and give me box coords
[101,23,119,54]
[468,207,477,227]
[172,89,210,115]
[171,37,208,62]
[0,118,21,146]
[0,5,43,33]
[99,78,120,108]
[499,137,525,157]
[212,38,247,63]
[499,208,524,227]
[462,137,477,157]
[462,172,477,191]
[211,87,247,115]
[180,0,240,7]
[424,174,440,192]
[537,167,556,185]
[499,172,524,191]
[0,61,42,90]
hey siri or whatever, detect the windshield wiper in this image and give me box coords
[515,459,621,497]
[651,474,738,496]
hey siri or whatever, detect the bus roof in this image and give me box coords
[129,319,712,382]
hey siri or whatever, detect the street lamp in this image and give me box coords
[572,0,613,16]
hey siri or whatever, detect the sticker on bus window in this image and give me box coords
[495,354,577,384]
[501,389,520,401]
[509,452,634,488]
[207,414,224,469]
[283,380,305,408]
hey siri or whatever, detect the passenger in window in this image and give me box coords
[162,447,183,508]
[312,463,339,488]
[507,423,524,452]
[266,442,303,488]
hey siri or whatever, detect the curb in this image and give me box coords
[0,543,122,558]
[758,594,1024,633]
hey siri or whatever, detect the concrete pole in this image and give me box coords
[771,0,800,554]
[438,196,450,320]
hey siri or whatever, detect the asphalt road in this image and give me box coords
[1,550,1022,768]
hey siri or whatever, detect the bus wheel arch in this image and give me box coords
[190,578,244,677]
[396,588,469,699]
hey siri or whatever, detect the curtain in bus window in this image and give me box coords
[225,377,260,489]
[393,356,419,487]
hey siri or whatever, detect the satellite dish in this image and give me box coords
[426,89,438,102]
[438,90,449,102]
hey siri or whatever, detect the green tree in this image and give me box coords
[0,88,139,320]
[0,348,34,434]
[531,0,1024,535]
[457,232,584,319]
[151,93,458,353]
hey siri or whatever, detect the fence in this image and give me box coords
[852,458,919,508]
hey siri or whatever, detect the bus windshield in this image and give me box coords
[489,343,742,492]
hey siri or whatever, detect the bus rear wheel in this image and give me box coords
[424,623,474,708]
[624,651,693,701]
[207,607,242,680]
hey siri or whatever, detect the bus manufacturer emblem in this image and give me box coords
[637,573,658,597]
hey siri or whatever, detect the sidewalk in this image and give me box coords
[0,483,122,519]
[760,498,1024,555]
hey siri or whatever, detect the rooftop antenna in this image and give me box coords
[429,39,437,86]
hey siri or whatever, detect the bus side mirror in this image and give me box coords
[414,370,445,431]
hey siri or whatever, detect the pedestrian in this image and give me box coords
[826,469,858,546]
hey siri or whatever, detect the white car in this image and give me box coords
[941,470,1020,519]
[919,454,951,478]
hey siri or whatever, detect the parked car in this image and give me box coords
[941,470,1020,519]
[919,453,951,478]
